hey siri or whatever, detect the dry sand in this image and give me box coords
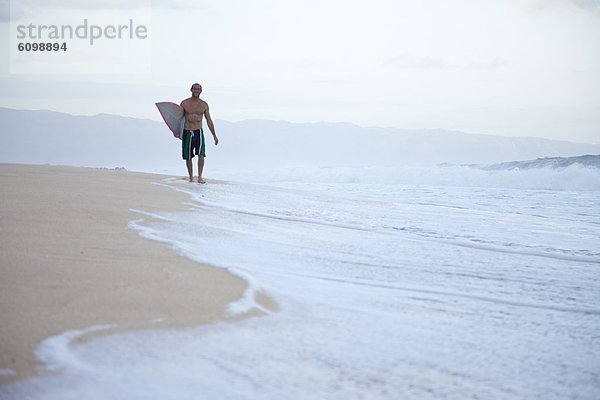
[0,164,251,383]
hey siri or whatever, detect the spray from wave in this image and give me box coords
[214,155,600,191]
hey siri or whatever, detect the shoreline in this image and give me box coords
[0,164,260,384]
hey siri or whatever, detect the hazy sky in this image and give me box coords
[1,0,599,143]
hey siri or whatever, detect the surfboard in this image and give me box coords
[155,102,185,139]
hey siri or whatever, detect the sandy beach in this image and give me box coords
[0,164,248,383]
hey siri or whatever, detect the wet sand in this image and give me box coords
[0,164,248,383]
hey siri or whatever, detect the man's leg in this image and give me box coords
[182,130,194,182]
[197,156,206,184]
[186,159,193,182]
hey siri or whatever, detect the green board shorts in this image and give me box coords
[181,128,205,160]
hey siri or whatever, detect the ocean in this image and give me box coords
[2,160,599,399]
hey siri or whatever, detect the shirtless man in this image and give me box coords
[180,83,219,183]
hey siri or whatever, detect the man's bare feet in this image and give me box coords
[198,177,207,184]
[189,177,194,182]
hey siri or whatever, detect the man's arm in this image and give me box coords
[180,100,186,116]
[204,104,219,145]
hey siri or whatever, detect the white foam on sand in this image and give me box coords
[2,167,599,399]
[0,369,15,378]
[35,325,116,375]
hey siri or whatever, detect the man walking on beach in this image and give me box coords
[180,83,219,183]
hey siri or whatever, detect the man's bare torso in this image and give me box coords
[181,97,207,130]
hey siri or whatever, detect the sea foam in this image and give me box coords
[212,161,600,191]
[2,166,599,400]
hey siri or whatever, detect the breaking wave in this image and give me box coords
[215,155,600,191]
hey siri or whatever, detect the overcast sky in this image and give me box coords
[1,0,599,143]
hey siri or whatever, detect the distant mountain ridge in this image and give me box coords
[1,107,599,172]
[218,119,600,166]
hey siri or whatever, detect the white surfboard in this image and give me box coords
[155,102,185,139]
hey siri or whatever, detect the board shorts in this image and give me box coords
[181,128,205,160]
